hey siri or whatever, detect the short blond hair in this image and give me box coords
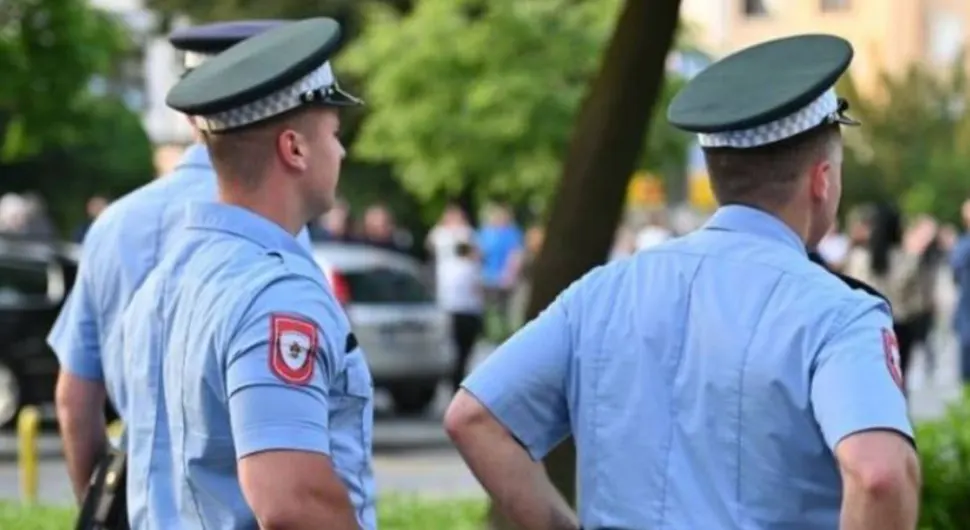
[203,107,324,187]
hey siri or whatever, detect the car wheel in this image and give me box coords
[389,385,438,417]
[0,361,22,428]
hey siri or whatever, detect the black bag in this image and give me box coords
[75,447,129,530]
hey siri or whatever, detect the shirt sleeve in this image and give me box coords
[226,274,344,459]
[47,247,103,381]
[810,298,914,451]
[461,287,576,460]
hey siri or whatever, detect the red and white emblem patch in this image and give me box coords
[269,315,317,385]
[882,328,903,390]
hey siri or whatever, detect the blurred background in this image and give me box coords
[3,0,970,528]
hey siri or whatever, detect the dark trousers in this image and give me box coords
[451,312,483,391]
[893,320,918,385]
[910,310,936,372]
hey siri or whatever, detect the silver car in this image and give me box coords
[312,242,455,415]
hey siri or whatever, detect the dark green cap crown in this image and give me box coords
[667,34,856,148]
[166,17,361,132]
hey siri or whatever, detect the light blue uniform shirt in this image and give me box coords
[47,144,312,412]
[118,201,376,530]
[463,205,913,529]
[950,234,970,343]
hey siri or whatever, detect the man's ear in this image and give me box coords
[809,159,832,201]
[277,129,308,172]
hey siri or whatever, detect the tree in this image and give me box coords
[339,0,689,215]
[0,0,128,161]
[483,1,683,528]
[2,95,156,232]
[838,62,970,225]
[143,0,413,39]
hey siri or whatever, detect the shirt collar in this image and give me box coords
[703,205,807,255]
[174,143,212,171]
[185,202,310,258]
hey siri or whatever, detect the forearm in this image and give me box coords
[840,488,918,530]
[454,428,577,530]
[258,496,358,530]
[58,409,107,502]
[241,450,360,530]
[840,473,919,530]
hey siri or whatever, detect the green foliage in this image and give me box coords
[839,62,970,225]
[0,496,486,529]
[340,0,689,213]
[142,0,413,37]
[916,388,970,530]
[0,0,128,160]
[1,96,155,233]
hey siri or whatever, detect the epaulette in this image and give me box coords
[808,252,893,311]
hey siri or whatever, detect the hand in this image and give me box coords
[903,219,937,255]
[939,225,958,251]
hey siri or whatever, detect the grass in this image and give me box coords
[0,496,487,529]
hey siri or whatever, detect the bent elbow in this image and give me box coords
[852,454,920,498]
[254,503,306,530]
[443,390,490,443]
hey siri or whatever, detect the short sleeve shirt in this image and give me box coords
[463,205,913,529]
[118,201,374,530]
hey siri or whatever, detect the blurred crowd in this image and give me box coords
[0,192,63,241]
[817,203,957,385]
[10,187,970,388]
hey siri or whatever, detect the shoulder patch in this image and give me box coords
[882,327,904,391]
[269,314,318,385]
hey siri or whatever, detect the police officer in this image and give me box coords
[118,18,373,529]
[444,35,920,529]
[49,19,315,504]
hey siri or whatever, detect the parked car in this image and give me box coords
[313,242,455,416]
[0,236,80,427]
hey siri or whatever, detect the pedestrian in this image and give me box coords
[120,17,373,529]
[46,19,317,524]
[844,203,936,388]
[949,199,970,382]
[439,240,484,392]
[444,34,919,530]
[477,202,524,339]
[72,194,110,243]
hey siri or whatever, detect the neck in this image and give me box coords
[735,201,812,246]
[218,180,306,236]
[768,202,814,247]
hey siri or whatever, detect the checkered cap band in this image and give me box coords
[698,89,839,148]
[184,51,212,69]
[196,62,337,132]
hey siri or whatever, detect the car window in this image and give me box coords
[0,258,49,305]
[342,267,433,304]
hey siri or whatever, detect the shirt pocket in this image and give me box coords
[328,350,374,478]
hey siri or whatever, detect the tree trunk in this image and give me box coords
[488,0,682,527]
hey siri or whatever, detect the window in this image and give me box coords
[340,268,433,304]
[88,47,147,111]
[820,0,850,11]
[0,259,49,306]
[114,48,148,112]
[927,11,964,67]
[743,0,768,16]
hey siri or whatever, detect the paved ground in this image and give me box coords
[0,388,485,506]
[0,312,963,507]
[0,343,500,506]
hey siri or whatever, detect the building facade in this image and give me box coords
[683,0,968,96]
[90,0,193,175]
